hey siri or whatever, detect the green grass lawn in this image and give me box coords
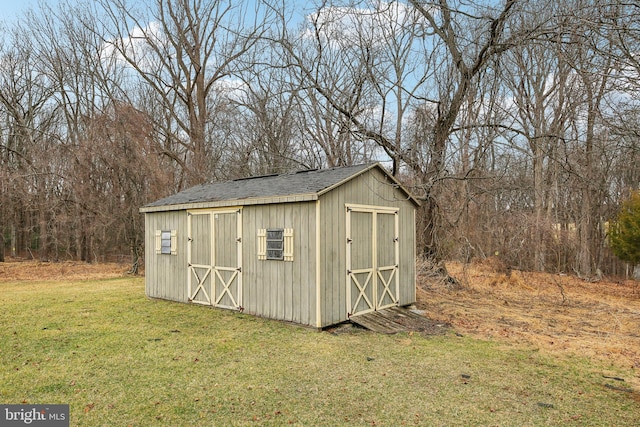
[0,277,638,426]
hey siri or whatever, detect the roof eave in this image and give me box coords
[139,193,319,213]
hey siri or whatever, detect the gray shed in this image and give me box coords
[140,163,420,328]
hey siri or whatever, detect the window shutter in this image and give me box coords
[257,229,266,260]
[284,228,294,261]
[170,230,178,255]
[155,230,162,255]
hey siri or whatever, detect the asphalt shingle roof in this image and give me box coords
[144,163,374,208]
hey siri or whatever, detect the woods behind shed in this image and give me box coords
[140,163,420,328]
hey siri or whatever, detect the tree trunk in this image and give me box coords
[533,141,546,271]
[39,205,49,262]
[11,224,16,257]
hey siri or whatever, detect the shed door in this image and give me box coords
[187,209,243,310]
[346,204,399,316]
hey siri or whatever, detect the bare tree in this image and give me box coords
[0,23,59,260]
[74,102,171,268]
[564,1,617,277]
[24,2,127,261]
[275,2,387,167]
[499,2,577,271]
[406,0,523,259]
[230,40,305,175]
[94,0,274,186]
[276,0,522,261]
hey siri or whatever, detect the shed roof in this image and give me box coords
[140,163,419,212]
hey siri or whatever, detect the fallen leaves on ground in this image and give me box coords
[416,259,640,388]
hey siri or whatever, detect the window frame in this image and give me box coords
[258,228,293,261]
[155,229,177,255]
[160,231,172,255]
[266,228,285,260]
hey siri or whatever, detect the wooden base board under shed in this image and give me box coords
[349,306,448,334]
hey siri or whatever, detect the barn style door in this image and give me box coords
[187,209,243,310]
[346,204,399,317]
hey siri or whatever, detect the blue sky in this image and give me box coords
[0,0,59,23]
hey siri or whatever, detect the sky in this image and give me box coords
[0,0,59,23]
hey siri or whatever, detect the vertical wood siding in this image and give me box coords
[318,168,416,327]
[144,210,189,302]
[242,201,317,326]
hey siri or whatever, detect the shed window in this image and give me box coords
[258,228,293,261]
[155,230,177,255]
[267,229,284,260]
[161,231,172,254]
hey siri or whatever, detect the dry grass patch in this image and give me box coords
[417,259,640,390]
[0,259,132,282]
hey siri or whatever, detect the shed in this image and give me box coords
[140,163,420,328]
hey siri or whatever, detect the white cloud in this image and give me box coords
[304,1,430,48]
[100,21,165,74]
[213,77,247,103]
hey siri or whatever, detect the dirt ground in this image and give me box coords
[2,258,639,386]
[415,259,640,387]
